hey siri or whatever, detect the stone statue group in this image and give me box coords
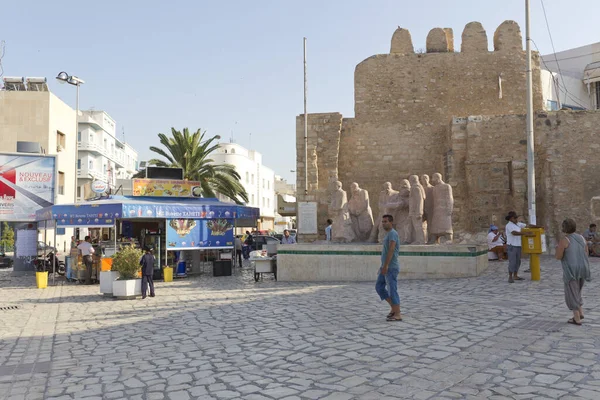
[328,173,454,245]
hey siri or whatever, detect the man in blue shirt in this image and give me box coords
[281,230,297,244]
[376,214,402,321]
[325,219,333,241]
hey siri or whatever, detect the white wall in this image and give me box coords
[542,42,600,110]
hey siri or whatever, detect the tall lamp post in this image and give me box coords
[56,71,85,204]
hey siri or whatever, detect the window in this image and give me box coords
[77,186,81,198]
[262,197,265,207]
[251,194,255,205]
[267,198,270,208]
[77,132,81,142]
[89,133,94,143]
[251,174,254,184]
[89,160,94,169]
[58,172,65,195]
[246,172,249,183]
[595,82,600,110]
[103,164,107,173]
[56,131,66,150]
[104,138,108,149]
[268,181,270,190]
[545,100,559,111]
[224,149,228,153]
[231,148,236,154]
[77,159,81,169]
[262,179,265,189]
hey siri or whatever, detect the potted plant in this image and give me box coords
[99,257,119,296]
[111,246,143,299]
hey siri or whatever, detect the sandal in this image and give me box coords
[387,312,394,318]
[580,315,584,320]
[514,276,524,281]
[386,315,403,322]
[567,318,582,326]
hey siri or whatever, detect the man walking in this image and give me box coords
[375,214,402,321]
[77,236,95,285]
[140,247,156,299]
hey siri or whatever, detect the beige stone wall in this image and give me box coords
[296,113,343,241]
[448,111,600,246]
[294,21,568,244]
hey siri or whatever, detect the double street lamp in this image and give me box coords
[56,72,85,203]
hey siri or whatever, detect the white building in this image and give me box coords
[274,175,296,233]
[541,42,600,111]
[210,143,275,231]
[77,110,138,200]
[0,80,77,248]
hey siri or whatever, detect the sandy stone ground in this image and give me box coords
[1,256,600,400]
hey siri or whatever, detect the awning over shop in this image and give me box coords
[584,61,600,84]
[35,196,260,226]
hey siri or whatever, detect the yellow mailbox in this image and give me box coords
[521,228,544,254]
[520,227,544,281]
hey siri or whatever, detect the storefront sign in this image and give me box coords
[0,154,55,221]
[166,218,234,250]
[91,180,109,194]
[52,203,121,227]
[133,179,202,198]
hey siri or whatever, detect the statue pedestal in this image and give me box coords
[277,243,488,282]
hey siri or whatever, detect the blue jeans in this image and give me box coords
[376,268,400,305]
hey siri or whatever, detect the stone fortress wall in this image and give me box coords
[297,21,600,246]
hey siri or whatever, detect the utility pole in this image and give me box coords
[525,0,536,226]
[303,37,308,197]
[526,0,541,281]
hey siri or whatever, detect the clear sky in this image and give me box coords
[2,0,598,184]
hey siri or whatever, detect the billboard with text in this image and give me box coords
[0,154,55,221]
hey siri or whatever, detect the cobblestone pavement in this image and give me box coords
[1,256,600,400]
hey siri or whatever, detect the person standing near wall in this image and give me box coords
[505,211,540,283]
[375,214,402,321]
[325,219,333,241]
[555,218,591,326]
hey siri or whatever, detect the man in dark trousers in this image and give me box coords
[140,247,156,299]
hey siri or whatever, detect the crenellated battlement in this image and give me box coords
[355,20,541,123]
[390,20,522,54]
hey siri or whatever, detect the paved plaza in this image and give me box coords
[1,256,600,400]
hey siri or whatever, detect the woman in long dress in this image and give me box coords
[555,218,592,326]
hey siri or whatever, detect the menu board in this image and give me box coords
[297,202,318,234]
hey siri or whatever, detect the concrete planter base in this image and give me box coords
[112,279,142,299]
[99,271,120,295]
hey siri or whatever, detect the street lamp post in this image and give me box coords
[56,72,84,204]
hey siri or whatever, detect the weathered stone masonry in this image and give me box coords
[297,21,600,246]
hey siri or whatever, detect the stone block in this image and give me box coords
[461,22,488,53]
[390,28,414,54]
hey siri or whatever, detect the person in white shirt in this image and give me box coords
[487,225,507,260]
[77,236,95,285]
[325,219,333,241]
[505,211,540,283]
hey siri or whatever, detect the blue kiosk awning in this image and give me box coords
[35,195,261,226]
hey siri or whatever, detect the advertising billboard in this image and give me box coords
[167,218,234,250]
[0,154,55,221]
[133,179,202,198]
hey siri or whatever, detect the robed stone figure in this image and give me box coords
[369,182,400,243]
[348,182,374,242]
[329,181,356,243]
[430,173,454,244]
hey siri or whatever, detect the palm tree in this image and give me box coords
[135,128,249,204]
